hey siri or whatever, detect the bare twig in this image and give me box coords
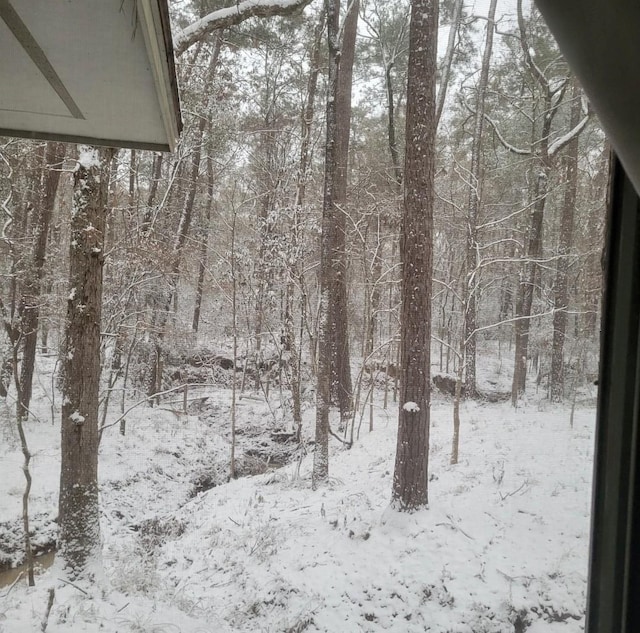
[0,571,24,597]
[56,577,89,596]
[436,514,475,539]
[329,426,352,448]
[99,382,218,436]
[498,480,529,501]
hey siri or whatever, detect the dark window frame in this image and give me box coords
[587,155,640,633]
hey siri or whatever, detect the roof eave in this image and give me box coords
[138,0,183,152]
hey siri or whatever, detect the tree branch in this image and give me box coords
[548,113,590,156]
[462,94,531,155]
[483,112,531,155]
[173,0,315,56]
[436,0,463,127]
[517,0,548,94]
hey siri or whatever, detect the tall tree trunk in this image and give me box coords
[192,155,214,333]
[385,60,403,186]
[295,9,325,210]
[364,237,383,360]
[18,142,64,419]
[254,129,273,373]
[58,146,114,579]
[511,162,549,404]
[550,81,581,401]
[392,0,437,510]
[510,0,570,405]
[463,0,497,398]
[329,0,358,424]
[313,0,343,487]
[141,152,164,234]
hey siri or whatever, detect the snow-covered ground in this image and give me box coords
[0,354,595,632]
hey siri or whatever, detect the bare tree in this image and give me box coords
[462,0,497,398]
[313,0,359,486]
[286,8,326,439]
[18,142,65,419]
[192,154,215,333]
[480,0,589,405]
[330,0,359,423]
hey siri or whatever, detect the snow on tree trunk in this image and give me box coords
[58,145,113,580]
[392,0,437,510]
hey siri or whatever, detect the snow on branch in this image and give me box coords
[173,0,314,56]
[483,113,531,155]
[548,112,590,156]
[462,93,530,156]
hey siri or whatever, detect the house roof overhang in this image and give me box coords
[0,0,182,152]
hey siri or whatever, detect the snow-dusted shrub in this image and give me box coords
[109,542,159,594]
[136,517,186,552]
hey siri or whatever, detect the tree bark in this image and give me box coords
[192,155,214,333]
[385,60,403,186]
[550,80,581,401]
[392,0,437,510]
[329,0,358,424]
[18,142,65,419]
[313,0,344,487]
[511,162,549,404]
[141,152,164,234]
[58,146,114,579]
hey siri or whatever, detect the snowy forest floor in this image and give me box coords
[0,354,596,632]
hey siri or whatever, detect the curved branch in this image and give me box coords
[548,113,590,156]
[483,112,531,155]
[173,0,315,56]
[462,93,531,155]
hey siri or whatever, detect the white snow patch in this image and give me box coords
[0,349,597,633]
[70,410,85,424]
[403,401,420,412]
[77,145,100,169]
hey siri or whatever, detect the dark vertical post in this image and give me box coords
[586,155,640,633]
